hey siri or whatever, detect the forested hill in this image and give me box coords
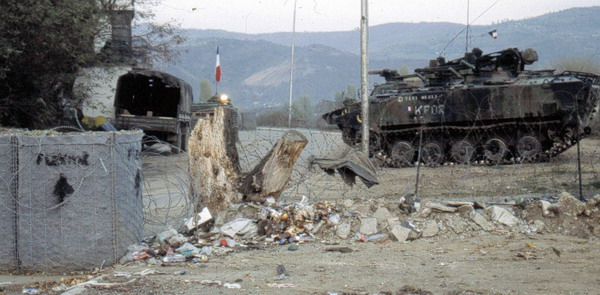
[162,6,600,110]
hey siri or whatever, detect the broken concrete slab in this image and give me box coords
[471,211,494,231]
[558,192,586,217]
[421,220,439,238]
[541,200,559,217]
[487,206,520,227]
[445,201,475,207]
[420,208,433,218]
[373,207,393,228]
[336,222,351,239]
[389,222,411,242]
[426,202,458,213]
[359,218,378,235]
[457,204,474,218]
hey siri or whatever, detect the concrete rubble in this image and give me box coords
[116,192,600,268]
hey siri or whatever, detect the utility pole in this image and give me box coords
[465,0,470,54]
[288,0,298,128]
[360,0,370,153]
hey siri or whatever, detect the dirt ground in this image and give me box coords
[1,128,599,295]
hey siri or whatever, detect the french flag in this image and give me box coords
[215,47,221,82]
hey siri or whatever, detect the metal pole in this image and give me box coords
[287,0,298,128]
[415,125,423,197]
[575,101,584,201]
[576,136,583,200]
[465,0,470,54]
[360,0,370,153]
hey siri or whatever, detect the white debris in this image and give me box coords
[220,218,258,238]
[359,217,378,235]
[185,207,213,231]
[487,205,520,227]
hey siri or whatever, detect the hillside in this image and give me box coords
[162,6,600,110]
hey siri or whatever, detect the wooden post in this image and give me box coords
[188,106,241,214]
[188,108,308,214]
[239,130,307,203]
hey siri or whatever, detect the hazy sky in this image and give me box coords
[151,0,600,33]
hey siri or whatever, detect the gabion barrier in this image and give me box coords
[0,131,143,272]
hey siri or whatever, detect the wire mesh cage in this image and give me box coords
[0,130,143,272]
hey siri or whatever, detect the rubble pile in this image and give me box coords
[120,192,600,266]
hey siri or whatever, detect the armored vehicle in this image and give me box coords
[323,48,600,166]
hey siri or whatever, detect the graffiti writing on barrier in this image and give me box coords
[36,152,90,166]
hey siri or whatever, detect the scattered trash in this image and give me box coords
[399,193,420,213]
[134,269,163,276]
[309,147,379,187]
[221,218,258,238]
[113,272,132,278]
[276,264,287,276]
[223,283,241,289]
[176,242,200,257]
[173,270,187,275]
[200,280,222,287]
[185,207,213,231]
[276,264,288,279]
[200,280,241,289]
[22,289,40,294]
[163,254,187,263]
[267,283,298,288]
[51,285,68,292]
[328,213,341,225]
[365,233,388,242]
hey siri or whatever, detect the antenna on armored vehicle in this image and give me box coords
[439,0,501,57]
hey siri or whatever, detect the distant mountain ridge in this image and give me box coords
[162,6,600,110]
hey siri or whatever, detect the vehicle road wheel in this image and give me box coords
[420,140,445,166]
[369,132,383,153]
[483,137,508,164]
[342,128,358,146]
[390,140,414,167]
[451,140,475,164]
[517,135,541,161]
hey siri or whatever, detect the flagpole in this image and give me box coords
[215,46,221,95]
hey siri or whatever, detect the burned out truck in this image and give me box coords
[113,69,193,152]
[323,48,600,166]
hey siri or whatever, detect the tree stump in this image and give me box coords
[188,106,241,214]
[239,130,308,203]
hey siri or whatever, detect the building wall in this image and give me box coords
[73,66,133,119]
